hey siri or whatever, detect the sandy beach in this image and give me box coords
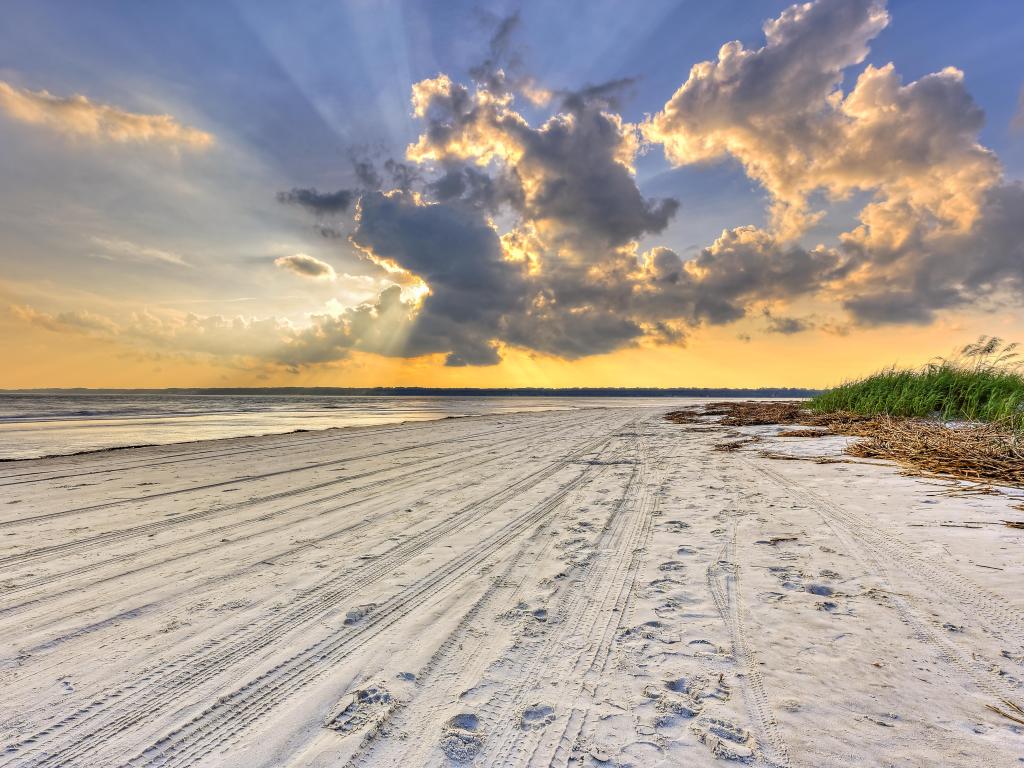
[1,405,1023,767]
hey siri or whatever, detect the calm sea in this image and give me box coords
[0,393,694,460]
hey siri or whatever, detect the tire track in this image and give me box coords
[472,426,657,767]
[111,428,626,768]
[0,415,479,487]
[0,413,583,609]
[344,441,619,768]
[534,483,656,768]
[0,413,590,663]
[744,456,1024,706]
[540,462,662,768]
[3,414,638,768]
[0,414,581,530]
[706,522,791,768]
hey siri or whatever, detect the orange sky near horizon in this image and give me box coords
[5,305,1019,390]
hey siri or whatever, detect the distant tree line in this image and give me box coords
[7,387,821,398]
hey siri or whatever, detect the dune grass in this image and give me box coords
[809,336,1024,432]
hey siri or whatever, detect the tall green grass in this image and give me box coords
[809,336,1024,431]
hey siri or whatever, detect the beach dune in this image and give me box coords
[0,407,1022,766]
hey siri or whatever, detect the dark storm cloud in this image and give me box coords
[842,292,940,326]
[265,0,1024,369]
[426,165,522,211]
[503,305,645,359]
[687,227,841,324]
[558,77,636,113]
[840,183,1024,325]
[408,64,678,247]
[469,12,523,93]
[276,187,354,215]
[274,253,336,279]
[352,158,382,190]
[763,310,813,334]
[352,191,527,366]
[501,99,679,247]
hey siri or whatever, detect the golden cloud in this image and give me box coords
[0,80,213,149]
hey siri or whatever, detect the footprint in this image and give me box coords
[642,683,702,719]
[619,620,673,644]
[520,703,555,730]
[778,698,801,712]
[664,677,688,693]
[441,713,483,763]
[447,713,479,730]
[343,603,377,626]
[325,684,392,733]
[692,716,755,762]
[655,598,692,618]
[646,577,683,594]
[665,672,730,703]
[664,520,691,532]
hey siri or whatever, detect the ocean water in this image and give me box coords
[0,393,694,460]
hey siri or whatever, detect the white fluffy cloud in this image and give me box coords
[644,0,998,242]
[645,0,1023,326]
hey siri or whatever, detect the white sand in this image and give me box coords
[1,406,1022,767]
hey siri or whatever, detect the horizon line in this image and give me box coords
[0,386,823,396]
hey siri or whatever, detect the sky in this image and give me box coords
[2,0,1024,389]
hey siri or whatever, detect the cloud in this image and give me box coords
[10,304,120,335]
[763,309,814,335]
[644,0,1024,329]
[0,80,213,149]
[267,8,873,366]
[25,0,1021,371]
[644,0,889,237]
[276,187,354,216]
[274,253,337,280]
[688,226,841,323]
[354,66,696,362]
[352,191,526,366]
[468,12,523,94]
[644,0,997,242]
[315,225,344,239]
[407,71,678,248]
[9,299,391,369]
[91,236,189,267]
[838,182,1024,324]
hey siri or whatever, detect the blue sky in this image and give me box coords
[5,1,1019,182]
[6,1,1021,165]
[2,0,1024,386]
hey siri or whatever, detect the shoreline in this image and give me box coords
[0,395,725,462]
